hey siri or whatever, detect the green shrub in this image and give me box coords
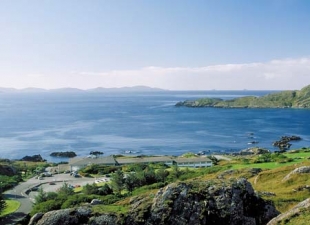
[61,194,96,209]
[31,199,62,216]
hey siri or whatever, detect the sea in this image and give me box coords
[0,90,310,162]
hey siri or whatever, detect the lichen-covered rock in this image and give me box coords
[90,199,102,205]
[89,214,119,225]
[29,207,91,225]
[142,178,279,225]
[267,198,310,225]
[28,179,279,225]
[28,212,44,225]
[282,166,310,181]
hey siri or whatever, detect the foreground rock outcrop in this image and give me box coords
[282,166,310,181]
[29,178,279,225]
[29,208,92,225]
[267,198,310,225]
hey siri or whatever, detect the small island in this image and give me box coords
[176,84,310,108]
[50,151,77,158]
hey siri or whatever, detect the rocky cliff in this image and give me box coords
[29,178,279,225]
[176,84,310,108]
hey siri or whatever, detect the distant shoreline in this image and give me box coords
[176,84,310,109]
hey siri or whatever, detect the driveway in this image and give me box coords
[1,173,104,225]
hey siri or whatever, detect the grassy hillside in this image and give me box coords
[177,84,310,108]
[3,149,310,224]
[90,149,310,220]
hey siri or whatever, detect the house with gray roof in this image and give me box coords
[116,156,174,166]
[69,155,117,171]
[69,155,212,171]
[174,157,213,168]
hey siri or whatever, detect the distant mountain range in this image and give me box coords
[176,84,310,108]
[0,86,166,93]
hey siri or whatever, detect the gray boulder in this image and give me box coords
[267,198,310,225]
[128,178,279,225]
[29,207,91,225]
[282,166,310,181]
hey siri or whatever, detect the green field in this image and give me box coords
[0,200,20,217]
[228,149,310,170]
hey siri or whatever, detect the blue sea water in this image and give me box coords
[0,90,310,162]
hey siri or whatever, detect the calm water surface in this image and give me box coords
[0,91,309,162]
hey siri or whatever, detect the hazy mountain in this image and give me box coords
[0,87,18,93]
[49,88,84,93]
[87,85,166,92]
[0,86,166,93]
[18,88,47,93]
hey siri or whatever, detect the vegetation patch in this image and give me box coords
[0,200,20,217]
[92,205,129,215]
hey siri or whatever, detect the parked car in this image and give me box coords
[31,187,39,191]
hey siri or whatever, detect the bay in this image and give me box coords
[0,90,309,162]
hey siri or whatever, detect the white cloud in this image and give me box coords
[1,57,310,90]
[77,57,310,90]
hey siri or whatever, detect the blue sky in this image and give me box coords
[1,0,310,90]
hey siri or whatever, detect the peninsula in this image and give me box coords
[176,84,310,108]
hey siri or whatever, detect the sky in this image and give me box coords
[1,0,310,90]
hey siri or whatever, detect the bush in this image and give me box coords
[80,164,118,175]
[31,199,62,216]
[100,194,123,204]
[61,194,96,209]
[98,184,113,195]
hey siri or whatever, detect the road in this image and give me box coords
[1,173,105,225]
[213,155,232,161]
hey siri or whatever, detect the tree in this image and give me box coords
[98,184,113,195]
[207,155,219,165]
[0,192,6,215]
[124,173,139,193]
[156,168,169,183]
[83,183,99,195]
[111,169,124,195]
[58,183,74,196]
[170,165,182,180]
[144,167,157,185]
[34,187,47,204]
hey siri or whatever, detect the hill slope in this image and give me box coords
[176,85,310,108]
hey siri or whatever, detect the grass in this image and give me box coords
[92,204,129,215]
[9,148,310,223]
[230,160,301,170]
[282,207,310,225]
[248,161,310,212]
[196,151,310,215]
[284,150,310,159]
[0,200,20,217]
[85,152,310,224]
[227,149,310,170]
[74,186,83,192]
